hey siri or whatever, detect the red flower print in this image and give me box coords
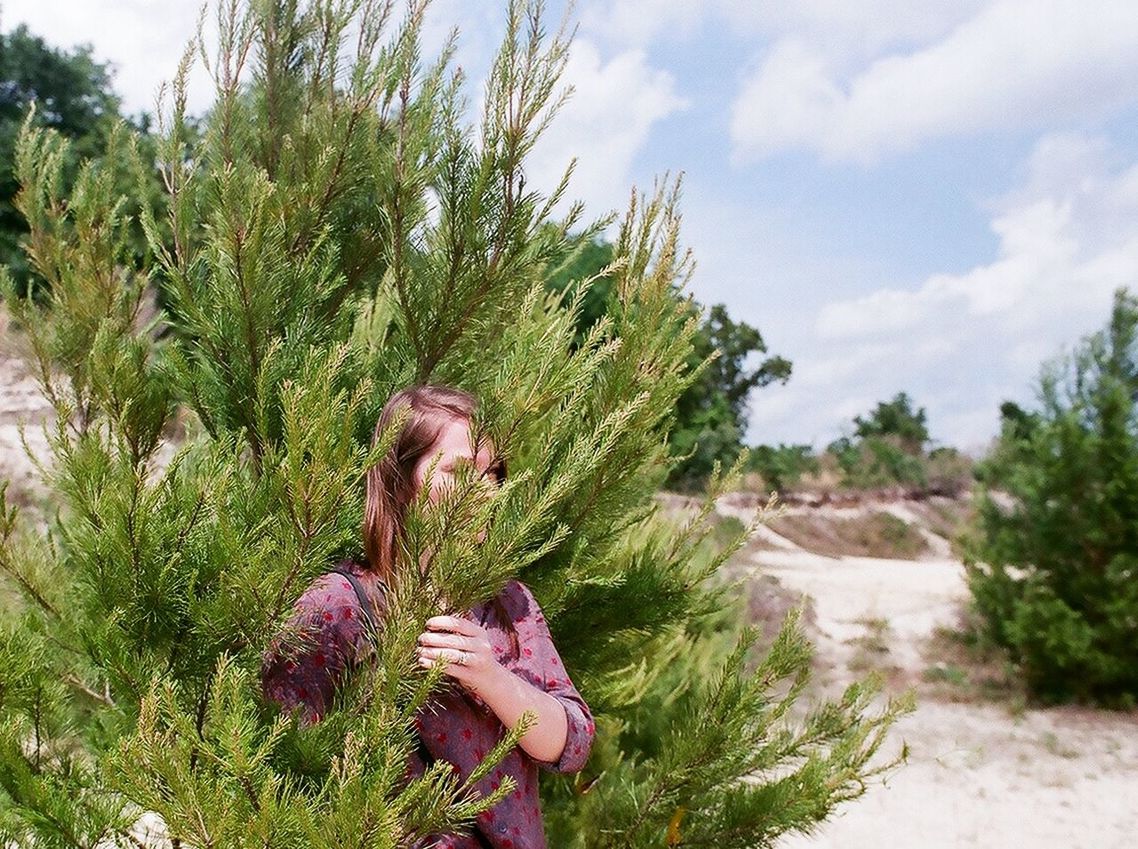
[323,611,334,622]
[341,607,354,620]
[436,732,448,744]
[522,647,533,657]
[462,727,473,741]
[313,652,326,667]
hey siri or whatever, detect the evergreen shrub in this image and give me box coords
[965,289,1138,706]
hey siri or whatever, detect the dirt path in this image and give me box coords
[728,530,1138,848]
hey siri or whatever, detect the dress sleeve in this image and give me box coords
[505,580,596,774]
[260,573,368,724]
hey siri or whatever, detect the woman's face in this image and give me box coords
[411,415,501,509]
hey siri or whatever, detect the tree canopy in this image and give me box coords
[0,23,133,282]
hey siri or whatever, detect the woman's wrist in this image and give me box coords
[470,655,512,700]
[472,659,568,763]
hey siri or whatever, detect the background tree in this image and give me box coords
[0,23,158,289]
[545,233,792,493]
[543,228,614,349]
[853,391,929,454]
[668,304,792,491]
[964,288,1138,706]
[827,392,931,489]
[0,1,906,846]
[744,443,819,493]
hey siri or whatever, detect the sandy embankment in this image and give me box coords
[716,494,1138,849]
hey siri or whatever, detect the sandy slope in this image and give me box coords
[716,503,1138,849]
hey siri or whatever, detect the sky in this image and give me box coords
[3,0,1138,454]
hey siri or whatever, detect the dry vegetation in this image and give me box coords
[767,510,929,559]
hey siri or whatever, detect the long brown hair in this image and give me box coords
[363,384,517,656]
[362,384,498,582]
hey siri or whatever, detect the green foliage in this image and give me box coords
[823,392,955,490]
[0,24,165,291]
[0,1,908,845]
[827,434,928,489]
[745,443,819,493]
[543,228,616,348]
[667,305,791,492]
[542,233,792,493]
[965,289,1138,706]
[853,391,929,454]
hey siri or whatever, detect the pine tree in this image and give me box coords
[0,1,909,846]
[965,288,1138,706]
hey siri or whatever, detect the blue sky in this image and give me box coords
[4,0,1138,453]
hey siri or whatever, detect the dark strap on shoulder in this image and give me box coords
[328,567,434,768]
[330,566,382,635]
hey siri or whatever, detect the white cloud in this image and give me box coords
[582,0,981,58]
[756,132,1138,448]
[730,0,1138,163]
[727,1,983,56]
[817,197,1081,338]
[3,0,217,117]
[580,0,710,47]
[526,39,687,219]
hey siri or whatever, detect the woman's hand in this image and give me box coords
[416,615,499,695]
[416,613,570,764]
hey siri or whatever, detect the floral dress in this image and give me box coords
[261,560,595,849]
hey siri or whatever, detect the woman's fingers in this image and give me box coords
[417,646,477,672]
[417,647,457,662]
[425,615,479,636]
[417,631,471,651]
[416,616,498,686]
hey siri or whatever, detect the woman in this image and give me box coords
[261,384,595,849]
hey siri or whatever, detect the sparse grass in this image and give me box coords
[768,511,929,559]
[846,616,898,675]
[921,615,1028,711]
[1039,731,1080,759]
[906,497,976,558]
[923,662,968,687]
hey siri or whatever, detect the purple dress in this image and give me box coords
[261,561,595,849]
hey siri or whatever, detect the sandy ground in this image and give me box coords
[714,498,1138,849]
[0,331,53,517]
